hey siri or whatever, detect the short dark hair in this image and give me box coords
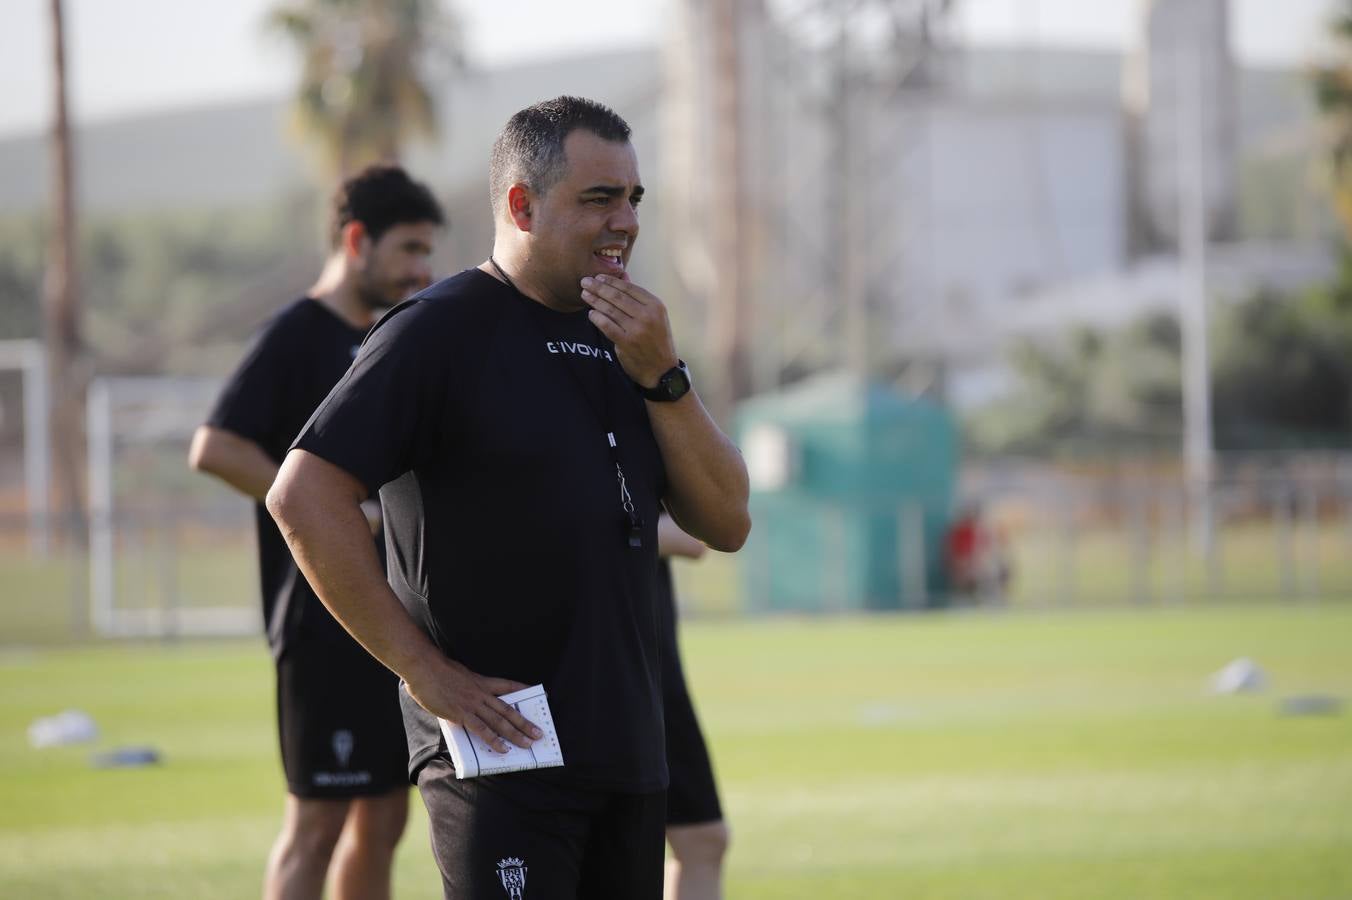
[489,96,632,216]
[329,164,445,248]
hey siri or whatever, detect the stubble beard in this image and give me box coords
[356,276,402,313]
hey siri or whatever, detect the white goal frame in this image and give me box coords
[87,375,260,638]
[0,339,51,556]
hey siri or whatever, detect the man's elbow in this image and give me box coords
[186,427,212,474]
[264,476,299,532]
[705,510,752,553]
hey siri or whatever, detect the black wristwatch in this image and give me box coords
[639,360,692,402]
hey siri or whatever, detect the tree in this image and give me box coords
[1313,2,1352,244]
[969,285,1352,457]
[44,0,87,547]
[967,316,1183,456]
[266,0,459,178]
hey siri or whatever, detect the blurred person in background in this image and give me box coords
[657,514,729,900]
[188,164,445,900]
[944,500,1012,605]
[266,95,751,899]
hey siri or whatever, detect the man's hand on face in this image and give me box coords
[579,274,679,389]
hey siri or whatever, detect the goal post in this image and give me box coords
[87,375,261,638]
[0,339,51,557]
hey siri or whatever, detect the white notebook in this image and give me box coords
[438,684,565,779]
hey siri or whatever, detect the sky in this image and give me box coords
[0,0,1341,139]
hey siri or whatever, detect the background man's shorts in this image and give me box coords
[418,759,666,900]
[658,578,724,827]
[663,675,724,826]
[276,633,408,799]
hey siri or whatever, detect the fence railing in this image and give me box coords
[6,457,1352,645]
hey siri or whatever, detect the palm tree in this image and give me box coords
[1314,3,1352,244]
[267,0,459,177]
[44,0,87,549]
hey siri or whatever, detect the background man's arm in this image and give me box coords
[265,449,540,752]
[658,511,708,561]
[188,425,381,531]
[187,425,278,501]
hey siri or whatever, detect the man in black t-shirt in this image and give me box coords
[189,165,444,900]
[267,96,752,899]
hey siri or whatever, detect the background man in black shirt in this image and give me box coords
[267,96,751,899]
[188,165,444,900]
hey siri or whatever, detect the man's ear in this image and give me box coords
[507,184,533,232]
[341,220,369,260]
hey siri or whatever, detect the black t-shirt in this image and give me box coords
[294,268,669,792]
[206,297,372,657]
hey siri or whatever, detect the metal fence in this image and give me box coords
[674,455,1352,617]
[958,456,1352,608]
[5,388,1352,645]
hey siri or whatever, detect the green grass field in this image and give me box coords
[2,605,1350,899]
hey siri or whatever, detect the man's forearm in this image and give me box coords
[188,426,279,502]
[266,455,441,686]
[266,449,542,751]
[648,393,751,553]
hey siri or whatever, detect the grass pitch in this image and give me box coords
[1,605,1349,899]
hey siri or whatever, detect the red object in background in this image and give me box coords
[944,508,1010,601]
[945,513,981,594]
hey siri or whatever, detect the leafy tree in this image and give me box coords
[969,315,1183,455]
[0,216,45,342]
[1313,3,1352,243]
[0,198,324,377]
[266,0,460,177]
[970,277,1352,456]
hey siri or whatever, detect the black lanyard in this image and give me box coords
[489,258,644,551]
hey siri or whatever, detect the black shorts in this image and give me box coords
[663,675,724,826]
[657,564,724,826]
[418,759,665,899]
[276,632,408,799]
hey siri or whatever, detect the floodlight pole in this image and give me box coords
[1176,46,1214,559]
[833,14,869,378]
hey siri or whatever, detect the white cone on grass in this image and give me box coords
[1210,658,1267,694]
[27,710,99,748]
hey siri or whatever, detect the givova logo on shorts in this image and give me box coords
[311,729,372,787]
[332,729,354,768]
[496,857,527,899]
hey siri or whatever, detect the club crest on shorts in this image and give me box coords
[496,857,527,899]
[331,729,353,768]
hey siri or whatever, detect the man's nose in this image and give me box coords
[609,201,639,236]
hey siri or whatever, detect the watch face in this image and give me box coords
[663,365,691,400]
[667,370,692,400]
[642,362,691,401]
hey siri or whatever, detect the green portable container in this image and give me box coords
[736,372,957,612]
